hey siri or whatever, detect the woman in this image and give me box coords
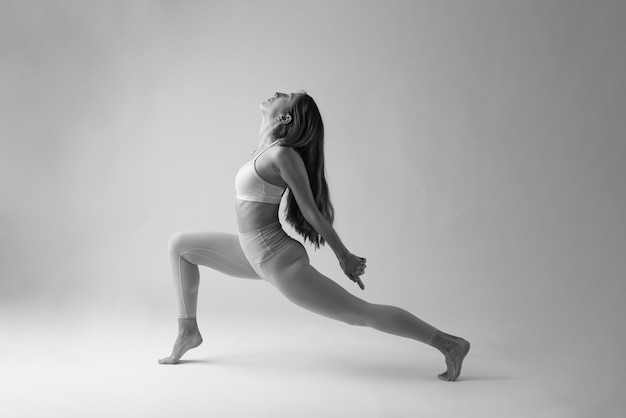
[159,91,470,381]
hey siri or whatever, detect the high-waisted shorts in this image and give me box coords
[238,221,299,265]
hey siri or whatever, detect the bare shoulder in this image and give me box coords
[273,143,298,159]
[272,144,302,169]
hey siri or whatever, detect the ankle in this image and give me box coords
[431,330,451,352]
[177,317,199,333]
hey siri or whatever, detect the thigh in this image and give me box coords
[266,261,369,324]
[254,236,309,281]
[169,231,260,279]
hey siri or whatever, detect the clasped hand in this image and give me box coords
[340,253,366,290]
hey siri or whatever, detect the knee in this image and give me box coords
[168,231,190,256]
[341,303,372,327]
[342,316,367,327]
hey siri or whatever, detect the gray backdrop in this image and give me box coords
[1,1,624,415]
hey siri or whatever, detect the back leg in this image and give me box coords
[266,259,471,380]
[268,263,438,344]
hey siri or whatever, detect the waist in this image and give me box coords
[238,220,283,237]
[236,199,281,233]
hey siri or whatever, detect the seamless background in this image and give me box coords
[1,1,625,417]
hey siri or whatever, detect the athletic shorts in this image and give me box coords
[238,221,299,264]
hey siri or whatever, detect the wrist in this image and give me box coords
[335,247,349,260]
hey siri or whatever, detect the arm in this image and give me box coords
[274,146,366,289]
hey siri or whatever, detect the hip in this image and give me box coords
[238,221,306,266]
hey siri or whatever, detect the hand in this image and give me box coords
[340,253,367,290]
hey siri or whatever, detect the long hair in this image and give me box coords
[271,93,334,248]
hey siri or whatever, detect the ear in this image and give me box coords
[277,113,292,125]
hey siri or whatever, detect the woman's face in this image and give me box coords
[259,92,299,119]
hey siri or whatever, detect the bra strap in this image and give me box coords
[253,141,280,162]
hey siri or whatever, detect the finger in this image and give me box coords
[356,277,365,290]
[351,274,361,286]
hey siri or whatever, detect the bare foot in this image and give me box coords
[435,333,470,382]
[158,325,203,365]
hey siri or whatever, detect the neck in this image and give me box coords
[258,116,277,147]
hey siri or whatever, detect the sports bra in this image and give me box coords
[235,141,286,204]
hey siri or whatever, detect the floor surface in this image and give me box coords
[0,304,621,418]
